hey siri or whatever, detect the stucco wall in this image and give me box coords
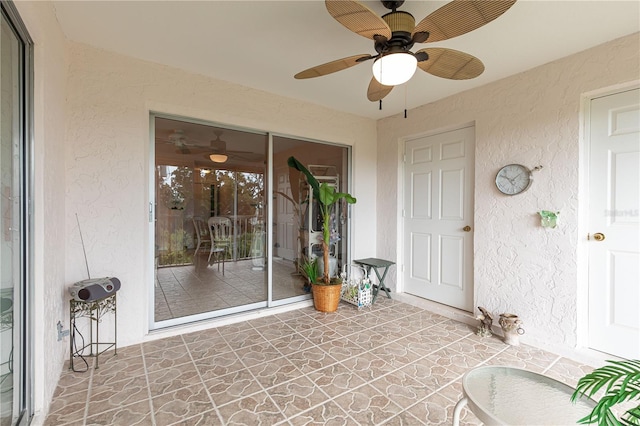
[15,0,69,420]
[377,33,640,353]
[64,42,377,348]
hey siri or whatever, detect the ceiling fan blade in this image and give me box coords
[367,77,394,102]
[325,0,391,41]
[416,48,485,80]
[413,0,517,43]
[295,54,373,79]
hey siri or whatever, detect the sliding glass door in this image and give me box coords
[153,116,268,325]
[151,115,352,328]
[0,2,32,424]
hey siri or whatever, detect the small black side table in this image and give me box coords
[70,293,117,371]
[354,258,395,303]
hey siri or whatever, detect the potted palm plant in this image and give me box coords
[288,156,356,312]
[571,358,640,425]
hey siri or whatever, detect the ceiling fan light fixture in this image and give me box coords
[372,52,417,86]
[209,153,228,163]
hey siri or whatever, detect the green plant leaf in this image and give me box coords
[287,156,319,199]
[622,405,640,425]
[572,359,640,425]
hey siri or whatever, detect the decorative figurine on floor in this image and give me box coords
[499,313,525,345]
[476,306,494,337]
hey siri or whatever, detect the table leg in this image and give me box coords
[372,266,392,301]
[452,397,468,426]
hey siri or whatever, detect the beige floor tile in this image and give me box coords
[287,400,356,426]
[147,361,202,397]
[268,376,330,418]
[216,391,285,425]
[204,368,263,407]
[152,384,215,425]
[333,384,402,425]
[46,300,594,426]
[87,375,149,417]
[307,363,367,398]
[85,399,153,426]
[248,357,302,389]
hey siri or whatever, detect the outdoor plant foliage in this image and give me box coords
[571,359,640,426]
[287,156,356,285]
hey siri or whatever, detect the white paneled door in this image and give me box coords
[403,126,475,311]
[275,169,296,261]
[588,88,640,359]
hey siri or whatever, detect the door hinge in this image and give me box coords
[149,202,153,222]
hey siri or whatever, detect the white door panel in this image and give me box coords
[440,169,464,220]
[411,232,431,281]
[412,172,432,219]
[404,126,474,311]
[275,170,295,260]
[588,88,640,359]
[440,235,464,288]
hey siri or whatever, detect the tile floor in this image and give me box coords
[155,258,307,321]
[46,298,596,425]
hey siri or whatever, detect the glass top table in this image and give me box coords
[453,366,596,426]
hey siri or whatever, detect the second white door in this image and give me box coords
[403,126,475,311]
[275,169,296,261]
[587,88,640,359]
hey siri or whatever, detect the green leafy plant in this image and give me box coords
[571,359,640,425]
[287,156,356,285]
[299,256,319,285]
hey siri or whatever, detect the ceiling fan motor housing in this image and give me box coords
[381,0,405,11]
[376,11,415,54]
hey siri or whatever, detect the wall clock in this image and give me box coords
[495,164,533,195]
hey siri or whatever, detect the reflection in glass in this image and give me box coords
[154,118,268,322]
[152,117,352,323]
[272,137,350,301]
[1,8,26,424]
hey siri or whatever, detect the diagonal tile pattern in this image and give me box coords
[46,299,596,425]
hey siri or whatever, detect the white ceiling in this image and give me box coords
[52,0,640,120]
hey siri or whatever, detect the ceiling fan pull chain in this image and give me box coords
[404,84,408,118]
[404,83,409,118]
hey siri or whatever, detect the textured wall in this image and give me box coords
[15,0,69,420]
[377,33,640,351]
[64,42,377,347]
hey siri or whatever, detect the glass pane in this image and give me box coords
[272,137,351,300]
[0,11,22,425]
[154,117,268,322]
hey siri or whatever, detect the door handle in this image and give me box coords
[463,226,471,232]
[589,232,605,241]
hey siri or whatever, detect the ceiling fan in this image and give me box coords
[208,131,230,163]
[159,129,260,164]
[159,129,195,154]
[295,0,517,102]
[204,131,258,164]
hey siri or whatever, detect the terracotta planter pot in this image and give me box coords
[311,282,342,312]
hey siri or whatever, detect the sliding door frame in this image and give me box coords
[1,1,34,424]
[148,113,353,329]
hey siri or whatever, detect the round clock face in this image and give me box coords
[495,164,532,195]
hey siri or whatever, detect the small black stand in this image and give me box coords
[69,293,117,371]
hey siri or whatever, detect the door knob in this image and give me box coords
[463,226,471,232]
[591,232,606,241]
